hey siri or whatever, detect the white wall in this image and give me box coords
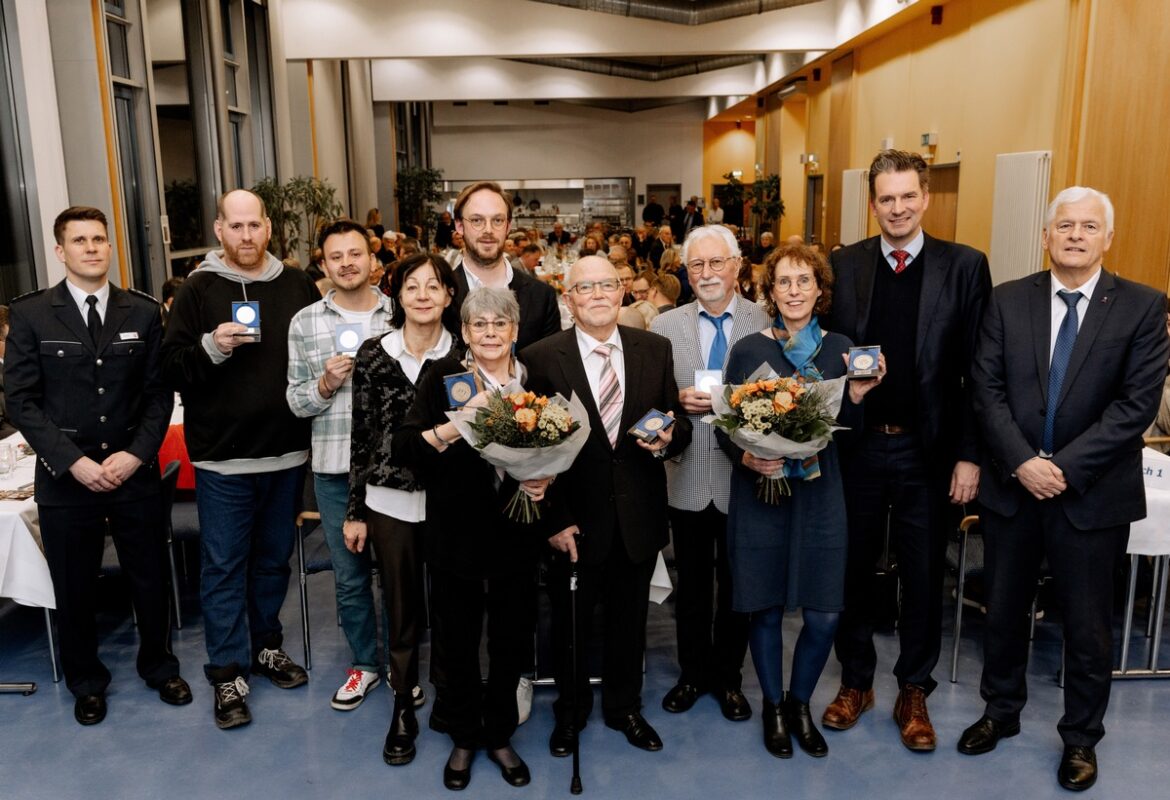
[431,101,705,204]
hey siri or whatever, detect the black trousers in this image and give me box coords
[667,503,749,690]
[835,432,947,693]
[40,496,179,697]
[430,566,534,750]
[979,501,1126,747]
[366,510,423,695]
[550,544,656,726]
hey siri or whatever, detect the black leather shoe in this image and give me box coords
[782,693,827,757]
[957,715,1020,755]
[1058,745,1097,791]
[549,720,580,757]
[158,676,193,706]
[443,747,474,791]
[606,712,663,751]
[487,747,531,787]
[74,694,107,726]
[383,695,419,766]
[718,688,752,722]
[662,683,703,713]
[761,700,792,758]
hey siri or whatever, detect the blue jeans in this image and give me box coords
[196,466,301,680]
[314,472,378,670]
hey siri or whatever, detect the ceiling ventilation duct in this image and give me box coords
[528,0,818,26]
[511,54,760,81]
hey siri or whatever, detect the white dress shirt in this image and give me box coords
[1048,268,1102,362]
[879,230,925,271]
[65,279,110,324]
[575,326,625,411]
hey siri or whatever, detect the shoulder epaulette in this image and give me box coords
[128,287,161,304]
[8,288,46,304]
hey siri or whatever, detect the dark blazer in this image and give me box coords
[972,269,1168,529]
[452,264,561,350]
[827,233,991,466]
[5,281,172,505]
[521,326,692,566]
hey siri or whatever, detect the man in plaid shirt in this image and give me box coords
[287,218,393,711]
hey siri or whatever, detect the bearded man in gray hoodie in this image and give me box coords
[162,189,320,729]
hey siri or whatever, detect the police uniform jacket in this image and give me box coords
[4,280,172,506]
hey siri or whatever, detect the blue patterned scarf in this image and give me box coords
[772,315,824,482]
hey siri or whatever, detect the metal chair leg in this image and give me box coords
[45,609,60,683]
[167,536,183,630]
[950,526,969,683]
[296,517,312,671]
[1119,554,1139,673]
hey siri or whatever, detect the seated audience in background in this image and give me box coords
[649,272,682,313]
[548,221,572,246]
[365,207,385,239]
[434,211,456,251]
[379,232,399,266]
[286,218,395,722]
[630,272,652,303]
[518,244,543,274]
[736,257,761,302]
[160,276,184,330]
[7,205,189,726]
[752,232,776,264]
[648,225,675,270]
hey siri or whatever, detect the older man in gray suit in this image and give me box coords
[651,225,769,722]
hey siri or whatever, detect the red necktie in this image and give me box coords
[892,250,910,274]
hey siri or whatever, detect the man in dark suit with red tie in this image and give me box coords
[824,150,991,751]
[522,255,692,755]
[958,187,1168,791]
[5,206,190,725]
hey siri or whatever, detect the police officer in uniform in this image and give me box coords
[4,206,190,725]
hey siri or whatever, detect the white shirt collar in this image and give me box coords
[880,230,925,265]
[1050,268,1102,302]
[464,260,513,290]
[382,326,452,361]
[575,325,622,360]
[65,279,110,320]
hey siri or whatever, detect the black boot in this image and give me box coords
[783,692,828,757]
[761,699,792,758]
[383,693,419,766]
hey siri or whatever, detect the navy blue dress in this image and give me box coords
[720,330,859,613]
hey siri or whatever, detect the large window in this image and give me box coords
[0,4,37,303]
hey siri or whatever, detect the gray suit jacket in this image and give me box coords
[651,297,770,513]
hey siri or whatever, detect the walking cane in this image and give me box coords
[570,558,583,794]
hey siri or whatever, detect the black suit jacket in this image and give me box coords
[827,233,991,466]
[453,264,561,350]
[5,281,172,505]
[521,326,692,566]
[972,269,1168,529]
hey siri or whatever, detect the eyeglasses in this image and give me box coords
[461,216,509,232]
[467,318,512,333]
[685,256,738,274]
[775,274,816,291]
[569,279,622,295]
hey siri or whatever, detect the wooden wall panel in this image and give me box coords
[826,52,854,247]
[1077,0,1170,291]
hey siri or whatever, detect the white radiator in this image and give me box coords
[989,151,1052,285]
[839,168,869,246]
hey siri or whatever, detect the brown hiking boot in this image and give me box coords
[892,685,936,751]
[821,686,875,730]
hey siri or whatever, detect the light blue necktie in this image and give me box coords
[1042,290,1083,454]
[701,311,731,370]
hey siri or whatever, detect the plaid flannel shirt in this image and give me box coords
[286,288,394,474]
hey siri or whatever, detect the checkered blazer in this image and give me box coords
[650,298,770,513]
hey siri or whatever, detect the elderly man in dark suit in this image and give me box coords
[449,181,560,350]
[824,150,991,751]
[523,255,692,755]
[5,206,189,725]
[651,225,768,722]
[958,187,1167,791]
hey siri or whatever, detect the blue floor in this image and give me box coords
[2,566,1169,800]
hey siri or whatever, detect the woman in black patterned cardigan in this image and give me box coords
[343,253,462,767]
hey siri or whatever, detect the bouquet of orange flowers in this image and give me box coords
[447,387,590,522]
[707,366,846,504]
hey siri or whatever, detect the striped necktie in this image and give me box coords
[594,343,622,448]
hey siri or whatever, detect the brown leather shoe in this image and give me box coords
[892,685,936,751]
[821,686,875,730]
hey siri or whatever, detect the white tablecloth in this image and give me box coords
[1131,448,1170,556]
[0,434,55,608]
